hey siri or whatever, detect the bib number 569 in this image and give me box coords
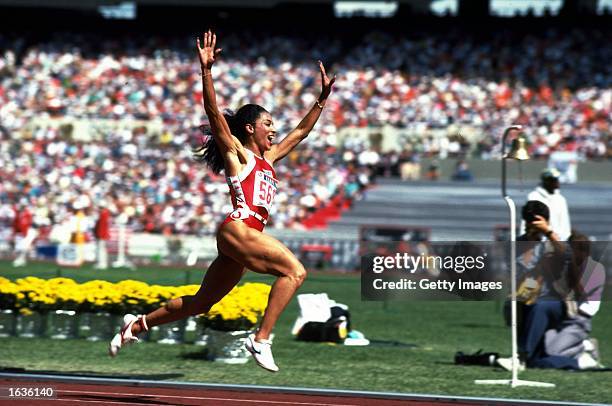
[259,182,275,205]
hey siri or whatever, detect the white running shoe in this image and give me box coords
[108,314,140,357]
[245,334,279,372]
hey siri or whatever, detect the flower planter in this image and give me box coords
[16,312,46,338]
[0,277,270,347]
[151,319,185,344]
[202,329,251,364]
[47,310,79,339]
[0,309,17,337]
[79,312,116,341]
[182,316,199,344]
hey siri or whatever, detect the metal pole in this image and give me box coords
[504,195,519,384]
[475,125,554,388]
[501,125,521,384]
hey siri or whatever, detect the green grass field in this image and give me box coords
[1,260,611,404]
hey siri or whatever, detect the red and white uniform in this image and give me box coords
[222,150,279,232]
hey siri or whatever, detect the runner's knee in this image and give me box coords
[286,263,307,286]
[196,302,214,315]
[191,296,219,315]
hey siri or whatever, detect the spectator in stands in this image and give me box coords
[451,160,474,181]
[426,160,440,181]
[399,149,421,181]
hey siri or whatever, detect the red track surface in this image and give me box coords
[0,379,483,406]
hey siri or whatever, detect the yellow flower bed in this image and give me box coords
[204,283,272,331]
[0,276,270,330]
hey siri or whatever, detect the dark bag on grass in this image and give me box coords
[296,307,350,343]
[455,349,499,366]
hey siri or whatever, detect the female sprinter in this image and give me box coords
[109,30,335,372]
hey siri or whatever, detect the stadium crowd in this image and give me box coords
[0,126,372,238]
[0,27,610,236]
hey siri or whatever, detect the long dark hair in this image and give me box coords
[568,230,591,298]
[192,104,268,174]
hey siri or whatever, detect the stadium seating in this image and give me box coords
[0,26,610,238]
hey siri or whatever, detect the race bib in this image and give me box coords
[252,170,278,213]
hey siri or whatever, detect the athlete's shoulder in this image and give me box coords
[258,153,275,170]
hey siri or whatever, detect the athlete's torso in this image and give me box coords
[223,150,279,231]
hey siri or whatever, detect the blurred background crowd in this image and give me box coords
[0,20,610,239]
